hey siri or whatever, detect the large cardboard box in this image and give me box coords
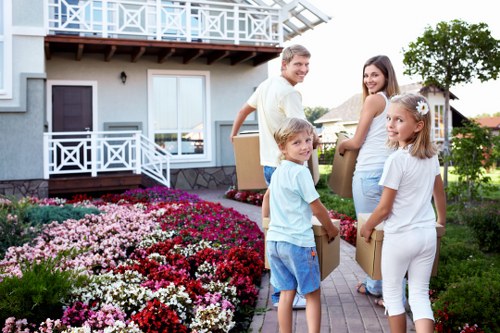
[233,131,268,190]
[263,216,340,281]
[233,131,320,190]
[355,213,445,280]
[328,133,359,198]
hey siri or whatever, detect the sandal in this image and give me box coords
[374,297,385,308]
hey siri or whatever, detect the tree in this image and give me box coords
[402,19,500,187]
[304,106,329,125]
[446,120,500,204]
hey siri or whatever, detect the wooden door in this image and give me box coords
[52,86,93,173]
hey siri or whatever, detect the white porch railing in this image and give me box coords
[46,0,283,46]
[43,131,171,187]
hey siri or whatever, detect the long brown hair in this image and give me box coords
[362,55,400,100]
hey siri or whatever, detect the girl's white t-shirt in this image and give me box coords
[380,148,441,234]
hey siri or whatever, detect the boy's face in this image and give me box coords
[280,130,313,164]
[282,55,310,86]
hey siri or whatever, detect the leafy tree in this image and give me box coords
[402,19,500,186]
[446,120,500,204]
[304,106,329,125]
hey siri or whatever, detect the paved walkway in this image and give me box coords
[188,189,415,333]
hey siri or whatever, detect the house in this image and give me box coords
[315,83,468,151]
[476,116,500,137]
[0,0,330,198]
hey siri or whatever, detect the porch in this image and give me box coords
[43,130,171,196]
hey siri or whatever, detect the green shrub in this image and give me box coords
[460,202,500,253]
[24,204,101,228]
[0,197,37,258]
[0,254,88,325]
[317,188,356,219]
[433,271,500,333]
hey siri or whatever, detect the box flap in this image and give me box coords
[357,213,384,241]
[311,216,340,235]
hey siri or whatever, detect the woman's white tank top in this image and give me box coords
[355,92,392,171]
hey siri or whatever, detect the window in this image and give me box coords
[433,104,445,141]
[149,70,210,161]
[0,0,12,99]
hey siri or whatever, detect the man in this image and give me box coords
[230,44,311,309]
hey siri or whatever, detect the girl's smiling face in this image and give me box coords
[280,130,313,164]
[386,103,424,147]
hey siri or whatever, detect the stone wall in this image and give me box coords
[0,179,48,198]
[170,166,236,190]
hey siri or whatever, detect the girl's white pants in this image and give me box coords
[381,227,436,321]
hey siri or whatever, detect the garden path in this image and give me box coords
[188,189,416,333]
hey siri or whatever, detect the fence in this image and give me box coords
[317,141,336,165]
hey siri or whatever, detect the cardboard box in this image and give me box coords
[233,132,268,190]
[233,131,320,190]
[263,216,340,281]
[355,213,445,280]
[328,133,359,198]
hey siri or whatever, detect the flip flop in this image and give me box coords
[374,297,385,308]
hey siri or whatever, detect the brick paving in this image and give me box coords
[188,189,415,333]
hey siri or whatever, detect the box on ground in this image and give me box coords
[263,216,340,281]
[355,213,445,280]
[328,133,359,198]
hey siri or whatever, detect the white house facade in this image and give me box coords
[0,0,329,197]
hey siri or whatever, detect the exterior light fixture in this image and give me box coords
[120,71,127,84]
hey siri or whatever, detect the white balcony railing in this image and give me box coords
[43,131,171,187]
[46,0,283,46]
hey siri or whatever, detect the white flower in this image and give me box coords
[416,100,429,115]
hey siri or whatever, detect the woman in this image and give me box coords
[337,55,400,306]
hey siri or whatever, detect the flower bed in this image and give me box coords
[0,187,264,333]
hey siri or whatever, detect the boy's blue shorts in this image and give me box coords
[267,241,321,295]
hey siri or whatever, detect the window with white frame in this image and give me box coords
[433,104,445,141]
[149,70,210,161]
[0,0,12,98]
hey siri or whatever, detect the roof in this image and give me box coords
[315,83,460,125]
[475,116,500,129]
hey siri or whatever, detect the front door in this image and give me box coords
[51,85,93,173]
[52,85,93,132]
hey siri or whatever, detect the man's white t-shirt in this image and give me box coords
[247,76,305,167]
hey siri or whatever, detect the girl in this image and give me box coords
[262,117,338,333]
[337,55,400,303]
[360,93,446,333]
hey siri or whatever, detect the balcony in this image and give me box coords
[44,0,330,65]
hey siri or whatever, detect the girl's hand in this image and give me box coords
[360,225,373,242]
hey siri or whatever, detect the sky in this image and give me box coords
[268,0,500,118]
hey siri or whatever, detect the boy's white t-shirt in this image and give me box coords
[380,148,441,234]
[247,76,305,167]
[266,160,319,247]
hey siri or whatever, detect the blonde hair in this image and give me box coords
[274,117,315,150]
[362,55,400,100]
[388,93,437,159]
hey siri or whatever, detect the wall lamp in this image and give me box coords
[120,71,127,84]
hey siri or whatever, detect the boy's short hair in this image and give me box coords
[274,117,314,148]
[281,44,311,64]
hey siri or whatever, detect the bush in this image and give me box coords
[460,202,500,253]
[0,255,88,325]
[433,271,500,333]
[24,205,101,228]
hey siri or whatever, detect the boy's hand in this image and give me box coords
[327,225,339,243]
